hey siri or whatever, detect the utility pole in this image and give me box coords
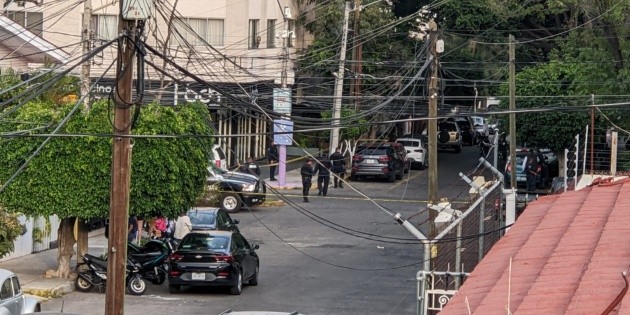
[81,0,92,110]
[275,1,292,186]
[427,19,439,211]
[350,0,362,110]
[329,1,351,154]
[105,6,136,315]
[508,35,516,189]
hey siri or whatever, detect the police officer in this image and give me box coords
[329,148,345,188]
[266,143,279,181]
[301,159,315,202]
[314,156,332,196]
[525,152,537,192]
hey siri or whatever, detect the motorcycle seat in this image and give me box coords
[84,254,108,267]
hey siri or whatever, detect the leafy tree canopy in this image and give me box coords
[0,100,214,220]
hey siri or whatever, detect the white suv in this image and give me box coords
[211,144,228,171]
[395,138,426,170]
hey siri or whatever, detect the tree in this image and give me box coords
[0,100,213,276]
[0,209,23,259]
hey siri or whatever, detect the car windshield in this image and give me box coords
[397,140,420,147]
[180,234,230,250]
[188,211,216,226]
[358,147,388,155]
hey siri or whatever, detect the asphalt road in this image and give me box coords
[42,146,485,315]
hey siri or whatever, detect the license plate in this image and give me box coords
[191,272,205,280]
[365,159,375,164]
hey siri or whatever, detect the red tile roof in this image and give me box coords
[440,179,630,315]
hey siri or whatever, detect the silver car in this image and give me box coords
[0,269,41,315]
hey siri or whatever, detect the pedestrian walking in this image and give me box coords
[128,215,138,244]
[238,156,261,177]
[314,156,332,196]
[173,211,193,246]
[329,148,346,188]
[301,159,315,202]
[266,143,279,181]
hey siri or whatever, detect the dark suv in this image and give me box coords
[350,143,406,182]
[206,165,266,213]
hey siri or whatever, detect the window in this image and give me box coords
[266,19,276,48]
[91,14,118,41]
[248,19,260,49]
[0,278,13,300]
[287,19,295,47]
[173,18,224,47]
[6,10,43,36]
[11,277,20,296]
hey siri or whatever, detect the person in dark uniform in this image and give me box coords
[238,157,261,177]
[266,143,279,180]
[525,152,537,192]
[329,148,345,188]
[314,156,332,196]
[301,159,315,202]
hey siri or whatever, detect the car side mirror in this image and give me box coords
[233,219,240,225]
[252,244,260,250]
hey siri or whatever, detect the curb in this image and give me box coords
[23,281,74,299]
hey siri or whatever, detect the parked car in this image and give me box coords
[167,231,259,295]
[207,165,266,213]
[0,269,41,314]
[451,117,475,146]
[212,144,228,171]
[438,120,463,153]
[470,116,489,143]
[188,207,240,233]
[395,137,426,170]
[350,142,406,182]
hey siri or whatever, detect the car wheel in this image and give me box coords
[168,284,180,294]
[127,275,147,296]
[230,270,243,295]
[75,275,93,292]
[248,265,259,286]
[387,172,396,183]
[221,193,243,213]
[395,170,403,180]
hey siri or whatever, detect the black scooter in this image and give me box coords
[127,239,172,285]
[75,254,147,295]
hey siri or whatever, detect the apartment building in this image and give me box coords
[1,0,310,166]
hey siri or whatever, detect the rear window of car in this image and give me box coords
[397,140,420,147]
[439,122,457,132]
[180,234,230,250]
[188,211,216,226]
[358,147,389,155]
[214,147,226,160]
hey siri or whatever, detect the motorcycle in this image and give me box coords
[478,135,493,157]
[127,239,172,285]
[75,254,147,295]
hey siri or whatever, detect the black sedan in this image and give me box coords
[167,231,259,295]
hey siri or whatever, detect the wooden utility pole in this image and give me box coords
[105,8,136,315]
[350,0,362,110]
[81,0,92,110]
[427,20,438,236]
[508,35,516,189]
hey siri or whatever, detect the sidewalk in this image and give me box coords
[0,228,108,299]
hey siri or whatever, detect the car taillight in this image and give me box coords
[215,160,221,168]
[169,270,181,277]
[169,253,184,262]
[506,164,512,172]
[215,255,234,263]
[352,155,362,161]
[218,271,230,277]
[537,166,541,172]
[378,155,390,163]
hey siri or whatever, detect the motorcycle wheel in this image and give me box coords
[152,268,168,285]
[75,275,93,292]
[127,275,147,295]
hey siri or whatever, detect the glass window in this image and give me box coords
[188,211,216,226]
[91,14,118,41]
[180,234,229,250]
[6,11,43,36]
[173,18,224,47]
[0,278,13,300]
[249,19,260,49]
[10,277,20,296]
[232,234,246,250]
[266,19,276,48]
[287,19,295,47]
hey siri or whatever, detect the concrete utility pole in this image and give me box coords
[329,1,351,154]
[105,7,136,315]
[350,0,362,110]
[81,0,92,110]
[508,35,516,189]
[427,19,439,211]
